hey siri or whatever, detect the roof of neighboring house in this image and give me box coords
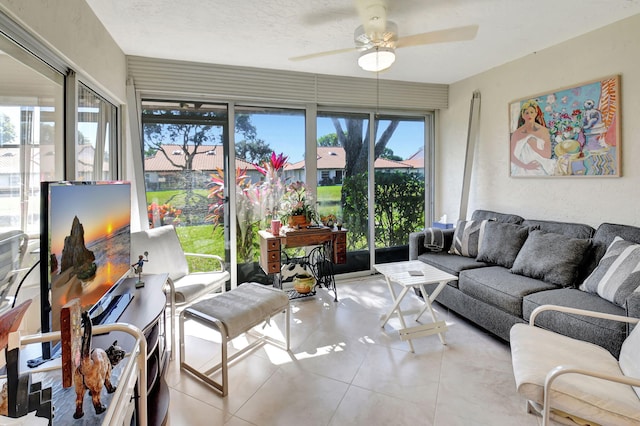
[403,147,425,169]
[143,144,418,173]
[144,144,254,172]
[287,146,413,171]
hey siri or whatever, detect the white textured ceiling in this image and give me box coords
[86,0,640,84]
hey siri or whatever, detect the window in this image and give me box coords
[373,116,426,260]
[76,83,118,180]
[141,100,227,272]
[0,34,64,234]
[317,112,370,272]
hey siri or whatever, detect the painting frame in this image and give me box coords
[509,75,621,177]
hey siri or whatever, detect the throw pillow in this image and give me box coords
[423,227,446,252]
[449,219,490,258]
[510,230,591,287]
[476,222,530,268]
[580,236,640,307]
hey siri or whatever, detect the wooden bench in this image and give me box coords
[178,283,290,396]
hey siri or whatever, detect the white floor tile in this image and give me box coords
[166,277,539,425]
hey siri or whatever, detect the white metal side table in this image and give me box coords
[374,260,457,352]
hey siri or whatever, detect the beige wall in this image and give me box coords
[0,0,127,103]
[440,14,640,228]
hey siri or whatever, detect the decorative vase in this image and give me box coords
[288,214,310,229]
[293,275,315,294]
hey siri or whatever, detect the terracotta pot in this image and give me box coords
[288,214,310,229]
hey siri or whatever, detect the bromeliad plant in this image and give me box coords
[206,152,289,263]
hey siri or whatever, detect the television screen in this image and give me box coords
[40,181,132,352]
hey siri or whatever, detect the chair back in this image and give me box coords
[620,321,640,399]
[131,225,189,281]
[0,230,28,307]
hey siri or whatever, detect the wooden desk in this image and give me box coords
[258,227,346,301]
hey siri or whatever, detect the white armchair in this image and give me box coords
[510,305,640,426]
[131,225,230,358]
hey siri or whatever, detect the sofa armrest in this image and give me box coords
[530,304,640,327]
[184,252,226,272]
[408,229,455,260]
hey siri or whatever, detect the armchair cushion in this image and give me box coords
[620,320,640,399]
[511,324,640,425]
[131,225,188,281]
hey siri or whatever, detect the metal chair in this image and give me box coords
[130,225,230,358]
[510,305,640,426]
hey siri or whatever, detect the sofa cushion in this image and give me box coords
[580,237,640,307]
[449,219,490,258]
[511,230,591,287]
[585,223,640,279]
[471,209,524,224]
[417,252,488,287]
[521,219,595,239]
[458,266,558,317]
[523,288,627,357]
[476,222,530,268]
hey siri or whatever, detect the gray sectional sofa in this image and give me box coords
[409,209,640,357]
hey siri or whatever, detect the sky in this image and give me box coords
[240,114,425,163]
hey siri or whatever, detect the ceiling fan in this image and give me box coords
[290,0,478,72]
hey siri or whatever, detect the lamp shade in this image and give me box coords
[358,47,395,72]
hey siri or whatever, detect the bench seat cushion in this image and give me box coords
[511,324,640,426]
[185,283,288,339]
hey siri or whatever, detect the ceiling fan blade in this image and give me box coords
[289,47,358,62]
[396,25,479,49]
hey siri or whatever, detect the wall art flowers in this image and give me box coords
[508,75,620,177]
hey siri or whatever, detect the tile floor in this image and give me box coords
[163,276,543,426]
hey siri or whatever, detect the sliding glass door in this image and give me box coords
[141,100,227,272]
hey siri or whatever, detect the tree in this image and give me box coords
[143,108,224,225]
[317,133,339,147]
[234,114,272,163]
[331,118,399,178]
[0,114,16,145]
[380,147,403,161]
[330,117,400,249]
[235,139,272,164]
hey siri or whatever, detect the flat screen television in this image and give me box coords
[38,181,133,360]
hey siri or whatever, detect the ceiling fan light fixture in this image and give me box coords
[358,47,395,72]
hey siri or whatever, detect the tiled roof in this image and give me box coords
[287,146,414,171]
[144,144,254,171]
[143,144,419,172]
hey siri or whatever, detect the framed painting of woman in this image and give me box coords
[508,75,621,177]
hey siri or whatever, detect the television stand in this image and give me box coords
[91,293,134,326]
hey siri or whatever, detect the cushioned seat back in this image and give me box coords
[619,323,640,399]
[471,210,524,224]
[587,223,640,275]
[131,225,189,281]
[521,219,594,239]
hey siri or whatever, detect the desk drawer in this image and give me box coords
[265,239,280,251]
[334,233,346,244]
[265,250,280,263]
[266,261,281,274]
[334,243,346,264]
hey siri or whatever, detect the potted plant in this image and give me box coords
[280,181,318,229]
